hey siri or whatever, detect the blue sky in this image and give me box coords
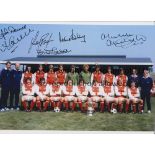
[0,23,155,69]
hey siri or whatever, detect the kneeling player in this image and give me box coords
[103,80,117,112]
[21,78,36,112]
[62,80,77,111]
[89,80,104,111]
[115,79,129,113]
[75,79,89,112]
[49,80,62,110]
[128,82,143,113]
[35,78,50,111]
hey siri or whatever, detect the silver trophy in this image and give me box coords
[87,98,94,116]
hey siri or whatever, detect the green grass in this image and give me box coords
[0,98,155,131]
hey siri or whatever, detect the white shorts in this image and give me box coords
[91,96,101,102]
[50,97,61,102]
[39,95,48,101]
[77,96,87,102]
[104,96,115,102]
[65,96,75,102]
[22,95,34,101]
[129,97,139,102]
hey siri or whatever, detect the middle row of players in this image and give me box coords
[22,77,143,113]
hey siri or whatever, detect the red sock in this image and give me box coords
[30,101,35,111]
[133,104,136,113]
[118,103,122,112]
[36,101,41,110]
[51,101,54,109]
[65,101,69,110]
[85,102,88,111]
[56,101,60,108]
[72,102,76,110]
[22,101,27,110]
[44,101,49,110]
[139,103,143,112]
[92,102,96,110]
[125,103,129,112]
[100,102,104,112]
[78,102,83,111]
[111,103,116,109]
[107,102,111,112]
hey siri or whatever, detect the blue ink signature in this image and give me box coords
[101,33,147,48]
[37,47,71,55]
[0,25,34,53]
[59,29,86,43]
[28,31,54,53]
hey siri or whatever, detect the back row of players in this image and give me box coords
[20,64,155,113]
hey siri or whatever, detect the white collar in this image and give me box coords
[5,67,11,70]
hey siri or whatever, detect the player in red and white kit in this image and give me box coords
[45,65,57,85]
[21,78,36,112]
[21,65,34,84]
[102,80,117,112]
[56,65,67,85]
[150,80,155,97]
[91,65,103,85]
[61,80,77,112]
[103,66,116,86]
[116,68,128,86]
[128,82,143,113]
[89,80,104,111]
[35,78,50,111]
[115,79,130,113]
[34,65,45,85]
[75,79,89,112]
[49,80,62,110]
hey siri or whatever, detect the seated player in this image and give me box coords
[102,80,117,113]
[49,80,62,110]
[61,79,77,112]
[116,68,128,86]
[128,82,143,113]
[115,79,129,113]
[21,78,36,112]
[35,78,50,111]
[150,80,155,97]
[89,80,104,111]
[75,79,89,112]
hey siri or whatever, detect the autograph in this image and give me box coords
[101,33,147,48]
[0,25,27,40]
[0,26,34,53]
[28,31,54,53]
[37,47,71,55]
[59,29,86,43]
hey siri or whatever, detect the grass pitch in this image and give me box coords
[0,98,155,131]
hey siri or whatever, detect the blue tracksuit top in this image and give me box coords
[140,76,153,94]
[128,75,140,87]
[0,68,12,89]
[10,69,22,90]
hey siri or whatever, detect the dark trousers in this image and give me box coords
[0,88,11,109]
[10,89,20,108]
[141,92,151,111]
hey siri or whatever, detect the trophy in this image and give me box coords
[87,98,94,116]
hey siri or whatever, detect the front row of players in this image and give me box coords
[21,77,144,114]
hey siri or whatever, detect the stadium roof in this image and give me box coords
[0,55,153,66]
